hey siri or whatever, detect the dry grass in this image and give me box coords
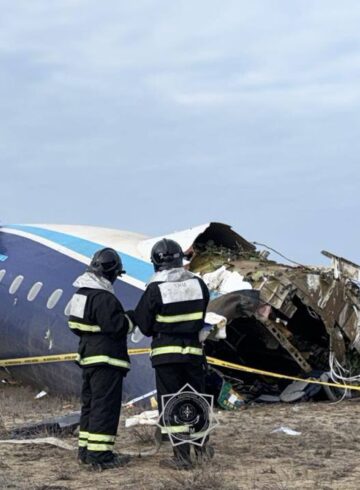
[2,383,360,489]
[0,385,79,429]
[0,414,7,438]
[159,466,239,490]
[0,475,20,489]
[33,486,71,490]
[130,425,157,444]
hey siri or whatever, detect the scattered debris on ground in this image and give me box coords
[2,384,360,489]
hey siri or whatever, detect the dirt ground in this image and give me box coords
[1,382,360,490]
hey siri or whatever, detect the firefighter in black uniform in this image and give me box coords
[133,238,214,469]
[68,248,132,471]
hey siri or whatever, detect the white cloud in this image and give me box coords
[0,1,359,262]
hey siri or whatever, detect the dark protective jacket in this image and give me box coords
[68,273,132,371]
[134,268,210,367]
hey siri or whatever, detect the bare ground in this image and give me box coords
[1,382,360,490]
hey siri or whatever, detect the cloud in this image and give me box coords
[0,0,359,263]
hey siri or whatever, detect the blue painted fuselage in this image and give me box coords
[0,227,155,399]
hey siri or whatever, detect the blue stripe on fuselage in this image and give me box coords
[6,224,153,284]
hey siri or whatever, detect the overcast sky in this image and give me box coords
[0,1,359,265]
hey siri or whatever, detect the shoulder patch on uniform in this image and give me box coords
[69,293,87,318]
[158,279,203,304]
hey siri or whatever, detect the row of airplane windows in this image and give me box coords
[0,268,144,343]
[0,269,71,315]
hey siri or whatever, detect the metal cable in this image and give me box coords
[252,241,307,268]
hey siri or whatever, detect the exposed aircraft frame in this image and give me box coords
[0,222,359,402]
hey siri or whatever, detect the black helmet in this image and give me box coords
[88,248,125,283]
[151,239,183,271]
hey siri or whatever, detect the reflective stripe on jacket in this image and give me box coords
[68,286,131,371]
[134,268,210,366]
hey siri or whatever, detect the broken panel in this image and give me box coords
[189,228,360,404]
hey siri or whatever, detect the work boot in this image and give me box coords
[87,453,131,472]
[194,444,215,464]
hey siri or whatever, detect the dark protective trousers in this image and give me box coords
[155,362,208,460]
[78,366,124,464]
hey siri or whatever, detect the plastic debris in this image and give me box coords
[280,379,322,403]
[125,410,159,429]
[34,390,47,399]
[280,381,309,403]
[0,437,75,450]
[217,381,246,410]
[123,389,157,408]
[199,324,213,343]
[150,396,158,409]
[131,326,144,343]
[205,312,227,339]
[271,427,301,436]
[199,312,227,342]
[202,266,252,294]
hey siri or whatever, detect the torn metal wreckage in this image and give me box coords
[0,222,359,406]
[187,225,360,405]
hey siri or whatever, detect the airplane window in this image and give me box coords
[47,289,63,309]
[9,275,24,294]
[64,299,72,316]
[27,282,43,302]
[0,269,5,282]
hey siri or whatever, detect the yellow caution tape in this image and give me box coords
[0,353,78,367]
[206,356,360,392]
[1,350,360,392]
[0,349,150,367]
[128,348,151,355]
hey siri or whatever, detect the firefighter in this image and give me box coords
[68,248,133,471]
[133,238,214,470]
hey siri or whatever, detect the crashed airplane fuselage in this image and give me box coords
[190,234,360,402]
[0,223,359,402]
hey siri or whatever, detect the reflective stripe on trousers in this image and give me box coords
[78,430,89,448]
[86,433,116,452]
